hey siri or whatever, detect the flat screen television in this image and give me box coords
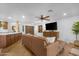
[46,22,57,30]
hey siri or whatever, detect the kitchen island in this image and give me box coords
[0,32,22,48]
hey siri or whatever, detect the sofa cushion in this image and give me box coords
[36,36,48,46]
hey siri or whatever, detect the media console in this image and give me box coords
[43,31,59,40]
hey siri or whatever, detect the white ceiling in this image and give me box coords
[0,3,79,21]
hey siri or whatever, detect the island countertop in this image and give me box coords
[0,32,22,48]
[0,32,22,35]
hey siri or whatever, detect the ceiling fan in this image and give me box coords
[35,15,50,21]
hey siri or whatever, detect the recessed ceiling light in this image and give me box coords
[63,13,67,16]
[22,16,25,18]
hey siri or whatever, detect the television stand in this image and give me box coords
[43,31,59,40]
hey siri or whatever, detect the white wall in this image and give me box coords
[57,16,79,42]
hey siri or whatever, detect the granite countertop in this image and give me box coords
[0,32,22,35]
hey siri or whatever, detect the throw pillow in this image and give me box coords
[46,37,56,44]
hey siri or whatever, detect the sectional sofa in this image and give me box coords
[22,34,65,56]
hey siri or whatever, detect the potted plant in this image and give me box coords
[72,21,79,46]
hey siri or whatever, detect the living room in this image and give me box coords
[0,3,79,56]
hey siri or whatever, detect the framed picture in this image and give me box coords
[0,21,8,29]
[38,25,43,33]
[2,21,8,29]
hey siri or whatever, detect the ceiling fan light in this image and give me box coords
[63,13,67,16]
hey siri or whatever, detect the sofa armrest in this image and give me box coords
[46,40,65,56]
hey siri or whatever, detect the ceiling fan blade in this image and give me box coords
[35,15,50,21]
[43,16,49,19]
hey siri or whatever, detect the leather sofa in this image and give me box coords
[22,34,65,56]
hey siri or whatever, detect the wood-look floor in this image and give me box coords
[0,40,33,56]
